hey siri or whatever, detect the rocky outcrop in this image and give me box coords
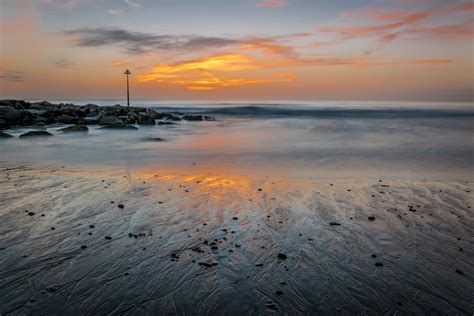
[0,99,216,130]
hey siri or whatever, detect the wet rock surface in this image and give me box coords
[0,100,215,130]
[0,165,472,314]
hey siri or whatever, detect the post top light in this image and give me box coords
[124,69,131,75]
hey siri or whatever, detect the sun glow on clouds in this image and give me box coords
[136,54,292,91]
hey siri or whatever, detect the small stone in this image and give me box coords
[455,269,463,275]
[117,204,124,209]
[256,263,263,267]
[105,236,112,240]
[277,253,287,260]
[81,245,87,249]
[329,222,341,226]
[368,216,375,221]
[375,262,383,267]
[275,290,284,295]
[232,217,238,220]
[28,212,35,216]
[89,225,95,228]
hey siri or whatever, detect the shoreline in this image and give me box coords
[0,163,472,314]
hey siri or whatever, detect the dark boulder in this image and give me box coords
[59,125,89,132]
[19,131,53,138]
[182,115,204,121]
[157,121,177,126]
[99,124,138,130]
[99,116,124,126]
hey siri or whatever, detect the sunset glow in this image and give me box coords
[0,0,472,100]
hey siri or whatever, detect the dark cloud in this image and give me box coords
[0,70,24,82]
[63,28,242,54]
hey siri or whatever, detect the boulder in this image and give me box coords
[157,121,177,126]
[59,125,89,132]
[0,106,34,128]
[182,115,203,121]
[99,124,138,130]
[99,116,124,126]
[19,131,53,138]
[56,114,77,124]
[79,116,100,124]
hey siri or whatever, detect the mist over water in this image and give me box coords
[2,101,473,179]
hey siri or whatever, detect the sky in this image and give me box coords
[0,0,473,101]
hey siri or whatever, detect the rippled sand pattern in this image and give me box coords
[0,165,472,314]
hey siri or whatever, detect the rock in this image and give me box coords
[455,269,463,275]
[105,236,112,240]
[0,131,13,138]
[59,125,88,132]
[375,262,384,267]
[198,260,218,268]
[80,116,100,124]
[277,253,287,260]
[329,222,341,226]
[182,115,204,121]
[19,131,53,138]
[56,114,77,124]
[99,124,138,130]
[232,217,238,220]
[28,212,35,216]
[98,116,124,126]
[141,137,165,142]
[164,114,182,121]
[117,204,124,209]
[80,245,87,249]
[368,216,375,221]
[157,121,177,126]
[275,290,284,295]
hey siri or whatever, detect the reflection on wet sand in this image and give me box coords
[0,164,472,314]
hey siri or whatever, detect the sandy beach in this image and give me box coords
[0,163,472,314]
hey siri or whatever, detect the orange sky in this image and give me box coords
[0,0,472,101]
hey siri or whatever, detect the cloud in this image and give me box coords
[63,27,303,56]
[54,59,76,68]
[63,28,242,54]
[124,0,142,8]
[0,70,25,82]
[106,8,125,16]
[320,2,474,43]
[256,1,289,8]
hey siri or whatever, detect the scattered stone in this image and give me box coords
[28,212,35,216]
[117,204,124,209]
[232,217,238,220]
[455,269,463,275]
[375,262,384,267]
[89,225,95,228]
[199,260,218,268]
[256,263,264,267]
[368,216,375,221]
[81,245,87,249]
[275,290,284,296]
[105,236,112,240]
[329,222,341,226]
[277,253,287,260]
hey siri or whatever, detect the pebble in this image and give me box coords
[275,290,284,295]
[329,222,341,226]
[368,216,375,221]
[117,204,124,209]
[278,253,287,260]
[375,262,383,267]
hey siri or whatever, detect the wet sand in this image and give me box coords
[0,164,473,314]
